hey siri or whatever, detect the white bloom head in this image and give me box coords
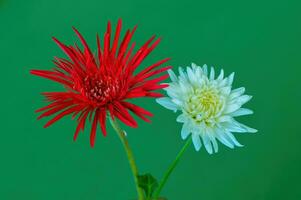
[156,63,257,154]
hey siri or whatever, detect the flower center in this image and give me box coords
[82,75,120,103]
[186,86,225,124]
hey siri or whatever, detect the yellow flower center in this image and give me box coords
[186,86,225,125]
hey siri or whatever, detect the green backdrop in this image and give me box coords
[1,0,300,199]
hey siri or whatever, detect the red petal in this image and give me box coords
[90,109,99,147]
[30,70,72,87]
[98,109,107,136]
[127,37,161,75]
[132,58,170,79]
[127,36,156,70]
[116,42,135,77]
[52,37,79,65]
[35,100,70,113]
[118,25,137,57]
[124,89,147,99]
[131,65,172,86]
[44,105,83,128]
[111,19,122,56]
[108,104,115,120]
[103,21,111,57]
[113,102,138,128]
[142,83,169,91]
[121,101,153,122]
[72,27,94,63]
[130,74,169,92]
[96,34,103,66]
[73,109,90,141]
[145,92,164,97]
[38,101,75,120]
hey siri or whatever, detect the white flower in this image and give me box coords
[156,63,257,154]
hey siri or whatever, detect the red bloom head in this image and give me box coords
[31,19,171,147]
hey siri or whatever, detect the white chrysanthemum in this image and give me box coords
[156,63,257,154]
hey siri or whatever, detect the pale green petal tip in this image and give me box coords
[249,127,258,133]
[167,69,177,82]
[156,97,177,112]
[192,134,202,151]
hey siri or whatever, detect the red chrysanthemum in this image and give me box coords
[31,19,171,147]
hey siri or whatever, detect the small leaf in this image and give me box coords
[138,173,159,198]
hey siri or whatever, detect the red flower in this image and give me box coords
[31,20,171,147]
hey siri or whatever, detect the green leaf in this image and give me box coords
[137,173,159,198]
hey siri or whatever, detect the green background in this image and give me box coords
[0,0,300,199]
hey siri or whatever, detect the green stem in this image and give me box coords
[109,117,145,200]
[153,138,192,199]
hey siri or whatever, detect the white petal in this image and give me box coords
[202,64,208,76]
[187,67,197,85]
[202,134,213,154]
[226,95,252,113]
[226,119,257,133]
[223,103,241,114]
[210,67,215,80]
[218,78,228,87]
[220,86,231,95]
[215,129,234,149]
[181,123,191,139]
[167,69,178,82]
[228,72,235,85]
[191,62,198,69]
[211,138,219,153]
[230,87,245,99]
[207,130,219,153]
[217,69,224,80]
[225,131,243,147]
[172,98,183,107]
[218,115,232,122]
[176,114,187,123]
[192,133,202,151]
[156,97,177,112]
[166,89,179,100]
[179,80,189,92]
[195,67,202,78]
[178,67,185,78]
[230,108,254,117]
[236,95,252,105]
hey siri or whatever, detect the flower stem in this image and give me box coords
[109,117,145,200]
[153,138,192,199]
